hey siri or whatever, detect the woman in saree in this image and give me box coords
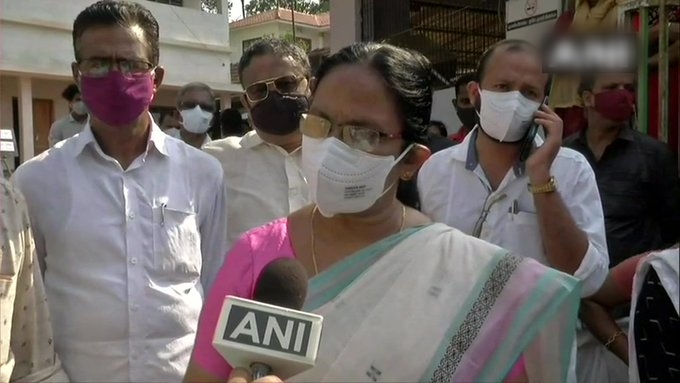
[579,243,679,382]
[184,42,582,383]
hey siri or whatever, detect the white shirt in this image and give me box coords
[168,129,212,147]
[11,118,228,382]
[418,128,608,297]
[48,114,86,147]
[203,131,309,250]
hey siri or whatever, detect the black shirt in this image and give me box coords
[564,127,680,266]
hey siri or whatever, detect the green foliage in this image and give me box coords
[279,32,312,52]
[201,0,232,14]
[245,0,329,16]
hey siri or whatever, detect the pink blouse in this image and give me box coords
[192,218,526,381]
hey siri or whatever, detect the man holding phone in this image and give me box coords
[418,39,609,382]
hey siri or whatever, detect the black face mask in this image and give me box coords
[249,92,309,136]
[456,106,478,128]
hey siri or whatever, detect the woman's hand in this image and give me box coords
[227,368,284,383]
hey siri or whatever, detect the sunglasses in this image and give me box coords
[245,75,303,103]
[300,114,402,152]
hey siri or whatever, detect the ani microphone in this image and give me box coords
[212,258,323,380]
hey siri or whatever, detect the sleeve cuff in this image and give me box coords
[573,241,608,297]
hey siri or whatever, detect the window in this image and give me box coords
[147,0,184,6]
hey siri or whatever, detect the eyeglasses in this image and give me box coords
[245,75,302,103]
[300,114,402,152]
[78,58,155,77]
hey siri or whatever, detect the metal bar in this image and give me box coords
[292,0,296,40]
[638,5,650,134]
[658,0,668,143]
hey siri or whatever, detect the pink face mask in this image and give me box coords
[80,70,155,127]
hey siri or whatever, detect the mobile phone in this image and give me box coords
[519,96,548,162]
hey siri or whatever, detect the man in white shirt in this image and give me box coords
[11,1,228,382]
[418,40,609,382]
[203,38,310,250]
[173,82,215,149]
[48,84,88,147]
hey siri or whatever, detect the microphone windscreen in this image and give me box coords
[253,258,308,310]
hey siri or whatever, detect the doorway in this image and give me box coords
[32,99,54,155]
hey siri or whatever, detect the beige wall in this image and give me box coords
[0,0,240,93]
[329,0,361,53]
[230,21,329,64]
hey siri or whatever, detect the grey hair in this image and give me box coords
[176,82,214,107]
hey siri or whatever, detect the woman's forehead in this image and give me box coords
[312,65,400,131]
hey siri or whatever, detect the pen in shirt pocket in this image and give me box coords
[160,203,167,227]
[508,200,519,215]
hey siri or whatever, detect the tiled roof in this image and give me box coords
[230,8,330,29]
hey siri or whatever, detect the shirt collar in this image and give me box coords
[578,125,635,144]
[73,113,169,158]
[453,126,530,177]
[238,130,301,155]
[239,130,264,149]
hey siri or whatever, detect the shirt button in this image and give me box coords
[130,258,138,265]
[128,212,135,220]
[130,304,139,312]
[290,188,298,196]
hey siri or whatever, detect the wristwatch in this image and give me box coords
[528,176,557,194]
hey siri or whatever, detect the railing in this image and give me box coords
[361,0,506,88]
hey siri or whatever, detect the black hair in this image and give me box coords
[62,84,80,101]
[238,38,311,84]
[314,42,433,210]
[454,72,478,97]
[429,120,448,137]
[219,108,247,137]
[476,39,541,83]
[176,82,215,108]
[315,42,432,147]
[578,74,597,96]
[72,0,160,65]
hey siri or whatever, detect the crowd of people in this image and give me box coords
[1,0,678,383]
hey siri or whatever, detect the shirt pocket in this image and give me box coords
[503,211,546,262]
[0,277,16,367]
[153,204,201,288]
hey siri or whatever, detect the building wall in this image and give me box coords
[0,0,240,93]
[0,0,239,162]
[230,22,329,64]
[329,0,361,53]
[230,23,283,63]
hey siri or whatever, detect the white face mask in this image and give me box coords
[72,101,88,116]
[478,90,540,142]
[302,136,412,218]
[180,105,213,134]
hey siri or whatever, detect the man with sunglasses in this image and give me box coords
[203,38,311,250]
[11,1,228,382]
[173,82,216,148]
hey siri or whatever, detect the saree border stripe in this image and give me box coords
[304,225,430,312]
[475,269,581,382]
[424,252,522,383]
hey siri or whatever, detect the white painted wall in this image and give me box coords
[230,22,329,64]
[0,0,240,92]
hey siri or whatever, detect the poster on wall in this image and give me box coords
[506,0,563,44]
